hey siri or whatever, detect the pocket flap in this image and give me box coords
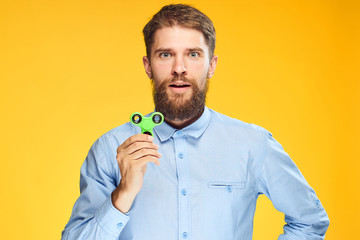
[208,181,246,189]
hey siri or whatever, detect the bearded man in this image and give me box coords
[62,4,329,240]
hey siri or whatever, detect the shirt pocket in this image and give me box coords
[208,181,246,193]
[206,181,247,207]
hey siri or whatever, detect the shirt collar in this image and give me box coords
[154,106,211,142]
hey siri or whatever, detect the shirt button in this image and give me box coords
[178,153,184,159]
[182,232,188,239]
[117,222,123,228]
[227,185,232,193]
[181,188,187,196]
[176,131,183,136]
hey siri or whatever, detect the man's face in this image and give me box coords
[143,26,217,121]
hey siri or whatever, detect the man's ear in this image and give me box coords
[207,55,218,79]
[143,56,152,79]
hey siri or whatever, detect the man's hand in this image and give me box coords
[111,134,161,213]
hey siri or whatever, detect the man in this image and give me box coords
[62,4,329,240]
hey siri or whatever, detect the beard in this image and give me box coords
[152,75,209,121]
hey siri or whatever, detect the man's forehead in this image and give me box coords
[152,26,207,50]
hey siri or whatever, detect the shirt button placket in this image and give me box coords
[174,130,190,239]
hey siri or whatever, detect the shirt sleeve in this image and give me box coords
[61,137,130,240]
[256,132,330,240]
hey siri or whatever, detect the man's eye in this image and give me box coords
[160,53,170,58]
[189,52,199,57]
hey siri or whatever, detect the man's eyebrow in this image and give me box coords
[153,48,172,54]
[153,47,205,54]
[188,48,204,53]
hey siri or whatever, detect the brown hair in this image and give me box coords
[143,4,216,60]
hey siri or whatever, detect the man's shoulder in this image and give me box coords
[208,108,272,137]
[94,121,137,149]
[104,121,137,136]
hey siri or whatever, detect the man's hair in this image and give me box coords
[143,4,216,60]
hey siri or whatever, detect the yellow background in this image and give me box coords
[1,0,359,239]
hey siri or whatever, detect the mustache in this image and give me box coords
[166,75,193,84]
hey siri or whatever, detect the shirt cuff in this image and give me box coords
[95,196,130,237]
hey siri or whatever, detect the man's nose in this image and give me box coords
[172,56,187,76]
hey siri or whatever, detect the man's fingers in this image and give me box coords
[135,155,161,167]
[117,134,154,153]
[125,141,159,155]
[130,148,161,160]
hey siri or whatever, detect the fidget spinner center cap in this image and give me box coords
[142,120,152,130]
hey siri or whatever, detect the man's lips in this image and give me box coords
[168,81,191,93]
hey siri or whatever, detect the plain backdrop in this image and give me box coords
[0,0,359,239]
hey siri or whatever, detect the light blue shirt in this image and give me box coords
[62,107,329,239]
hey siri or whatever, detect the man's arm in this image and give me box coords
[256,132,330,240]
[62,134,160,240]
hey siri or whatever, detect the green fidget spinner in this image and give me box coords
[130,112,164,136]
